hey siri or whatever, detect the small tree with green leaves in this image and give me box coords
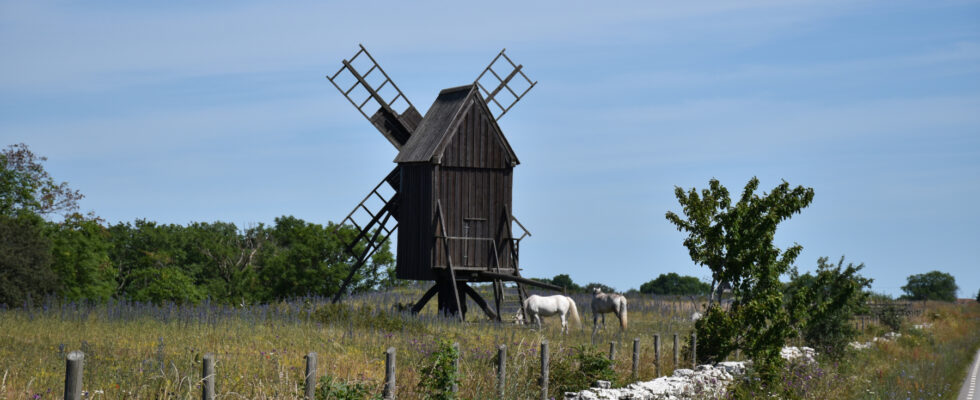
[665,177,813,381]
[551,274,583,293]
[785,256,872,358]
[1,143,83,218]
[639,273,711,295]
[417,339,460,400]
[901,271,958,302]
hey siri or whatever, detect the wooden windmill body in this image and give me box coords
[327,45,561,320]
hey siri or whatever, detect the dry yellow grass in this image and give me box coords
[0,291,700,399]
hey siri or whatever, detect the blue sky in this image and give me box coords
[2,1,978,297]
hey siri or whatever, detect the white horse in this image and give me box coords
[591,288,628,332]
[514,295,581,334]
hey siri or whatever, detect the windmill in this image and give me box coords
[326,45,561,320]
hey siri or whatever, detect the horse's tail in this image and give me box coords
[567,296,581,327]
[618,297,628,331]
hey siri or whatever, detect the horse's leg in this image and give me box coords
[592,312,600,335]
[560,313,567,335]
[535,314,542,331]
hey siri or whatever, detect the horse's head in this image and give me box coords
[593,287,603,296]
[513,308,526,325]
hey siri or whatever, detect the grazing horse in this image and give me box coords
[591,288,628,332]
[514,295,581,334]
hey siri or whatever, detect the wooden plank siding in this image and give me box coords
[431,167,513,272]
[394,85,518,281]
[395,164,434,280]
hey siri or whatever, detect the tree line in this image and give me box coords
[0,144,395,307]
[2,143,965,314]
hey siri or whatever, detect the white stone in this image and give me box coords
[564,346,816,400]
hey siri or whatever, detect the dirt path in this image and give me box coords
[960,348,980,400]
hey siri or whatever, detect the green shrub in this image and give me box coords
[417,339,460,400]
[551,344,617,395]
[313,374,378,400]
[876,304,905,331]
[784,256,872,358]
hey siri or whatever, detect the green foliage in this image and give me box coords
[876,304,905,331]
[313,374,378,400]
[103,216,395,305]
[417,339,460,400]
[900,270,958,302]
[127,266,205,305]
[551,345,617,395]
[531,274,584,293]
[691,306,738,363]
[46,213,117,302]
[784,256,872,358]
[0,212,56,306]
[1,143,398,307]
[639,272,710,295]
[665,177,814,381]
[257,216,393,300]
[0,143,83,218]
[550,274,583,293]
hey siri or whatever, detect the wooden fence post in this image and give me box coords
[673,334,679,369]
[540,340,549,400]
[632,338,640,378]
[202,354,215,400]
[383,347,396,400]
[653,334,661,377]
[497,345,506,399]
[451,342,460,393]
[691,333,697,369]
[609,341,616,361]
[64,350,84,400]
[304,352,317,400]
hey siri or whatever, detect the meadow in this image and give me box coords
[1,287,977,400]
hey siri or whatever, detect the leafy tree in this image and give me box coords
[665,177,814,381]
[0,213,57,306]
[127,266,205,304]
[545,274,582,293]
[183,221,266,303]
[901,271,958,302]
[255,216,393,301]
[107,219,194,303]
[46,213,116,302]
[639,273,711,295]
[785,256,872,358]
[1,143,83,218]
[976,288,979,303]
[584,282,616,294]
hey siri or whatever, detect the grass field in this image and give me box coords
[1,288,977,399]
[0,288,703,399]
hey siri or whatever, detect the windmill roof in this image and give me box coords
[393,84,518,165]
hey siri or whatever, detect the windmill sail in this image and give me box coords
[328,44,422,149]
[473,49,538,120]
